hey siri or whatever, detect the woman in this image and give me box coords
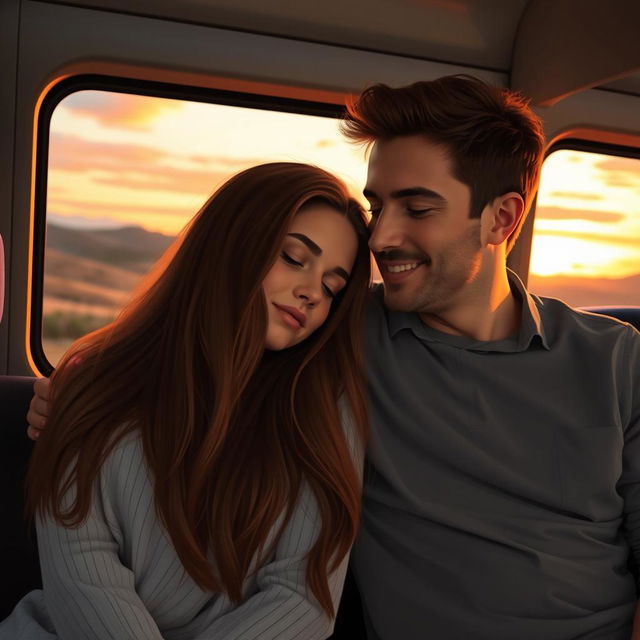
[1,163,370,639]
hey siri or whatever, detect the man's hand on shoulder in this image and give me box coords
[27,377,50,440]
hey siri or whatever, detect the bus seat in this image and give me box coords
[329,563,367,639]
[0,375,41,620]
[581,307,640,331]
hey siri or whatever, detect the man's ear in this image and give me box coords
[481,192,525,246]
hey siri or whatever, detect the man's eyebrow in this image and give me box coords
[286,233,350,281]
[363,187,447,203]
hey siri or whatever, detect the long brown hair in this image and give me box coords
[27,162,371,617]
[341,74,545,251]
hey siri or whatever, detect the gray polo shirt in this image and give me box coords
[353,270,640,640]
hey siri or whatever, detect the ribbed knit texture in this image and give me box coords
[1,403,363,640]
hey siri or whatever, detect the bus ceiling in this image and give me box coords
[511,0,640,106]
[44,0,640,106]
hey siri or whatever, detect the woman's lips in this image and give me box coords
[273,303,306,329]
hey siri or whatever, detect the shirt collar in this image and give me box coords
[387,268,550,352]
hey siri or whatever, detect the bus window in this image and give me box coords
[40,85,368,367]
[528,148,640,307]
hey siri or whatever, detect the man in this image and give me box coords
[27,76,640,639]
[339,75,640,640]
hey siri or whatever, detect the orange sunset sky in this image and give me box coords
[46,90,640,296]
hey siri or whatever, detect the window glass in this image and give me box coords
[528,149,640,307]
[43,89,369,366]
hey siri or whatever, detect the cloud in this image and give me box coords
[50,133,166,170]
[548,191,604,201]
[593,158,640,190]
[603,176,640,189]
[49,197,194,217]
[534,229,639,247]
[534,206,625,223]
[60,91,182,130]
[92,169,230,196]
[595,157,640,173]
[188,154,217,165]
[48,134,273,196]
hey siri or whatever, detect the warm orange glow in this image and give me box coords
[47,91,368,235]
[529,150,640,281]
[27,75,73,375]
[42,91,640,324]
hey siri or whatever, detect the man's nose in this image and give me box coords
[368,210,403,253]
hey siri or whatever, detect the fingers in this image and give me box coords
[27,402,47,425]
[26,403,46,439]
[31,393,49,417]
[27,425,43,441]
[34,376,51,401]
[27,378,50,441]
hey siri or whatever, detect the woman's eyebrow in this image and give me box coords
[332,267,350,282]
[287,233,350,281]
[287,233,321,255]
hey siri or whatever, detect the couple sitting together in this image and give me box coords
[2,75,640,640]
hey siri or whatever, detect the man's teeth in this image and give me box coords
[387,262,419,273]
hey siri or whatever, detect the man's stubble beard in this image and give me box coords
[383,224,483,315]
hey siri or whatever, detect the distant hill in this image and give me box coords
[43,223,176,324]
[46,223,176,273]
[45,248,144,292]
[42,222,639,320]
[528,272,640,307]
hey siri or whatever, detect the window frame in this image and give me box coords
[521,137,640,299]
[31,74,346,374]
[511,137,640,287]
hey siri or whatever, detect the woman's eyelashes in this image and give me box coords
[281,251,303,267]
[320,285,334,299]
[280,251,337,299]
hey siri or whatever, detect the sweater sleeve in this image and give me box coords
[193,397,365,640]
[36,436,165,640]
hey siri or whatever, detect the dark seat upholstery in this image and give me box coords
[329,565,367,638]
[0,375,40,620]
[582,306,640,331]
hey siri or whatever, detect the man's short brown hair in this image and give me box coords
[341,75,545,252]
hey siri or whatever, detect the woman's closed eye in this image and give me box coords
[323,283,336,299]
[282,251,338,299]
[281,251,303,267]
